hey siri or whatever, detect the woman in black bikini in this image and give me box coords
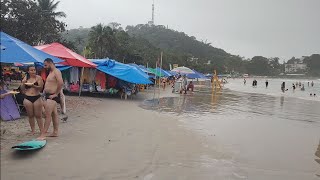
[21,66,44,135]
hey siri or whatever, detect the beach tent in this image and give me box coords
[0,32,63,64]
[34,43,96,68]
[128,63,150,74]
[165,70,173,76]
[91,59,152,85]
[187,69,207,79]
[0,90,20,121]
[148,67,171,77]
[139,65,151,73]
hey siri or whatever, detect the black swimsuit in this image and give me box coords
[25,82,38,89]
[25,95,41,103]
[25,82,41,103]
[45,93,60,104]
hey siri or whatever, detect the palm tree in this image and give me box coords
[88,24,117,58]
[89,24,106,58]
[37,0,66,17]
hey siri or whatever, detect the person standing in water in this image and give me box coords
[244,79,246,85]
[38,58,63,140]
[281,82,286,92]
[181,75,188,94]
[265,80,269,88]
[311,81,314,87]
[292,83,296,90]
[21,66,44,135]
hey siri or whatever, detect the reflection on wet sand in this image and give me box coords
[211,89,222,112]
[280,96,284,107]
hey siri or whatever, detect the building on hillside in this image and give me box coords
[284,59,307,73]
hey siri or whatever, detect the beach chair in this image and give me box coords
[13,93,26,114]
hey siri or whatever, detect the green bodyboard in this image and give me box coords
[12,140,46,151]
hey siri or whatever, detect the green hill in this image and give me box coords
[62,23,245,73]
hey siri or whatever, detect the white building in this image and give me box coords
[285,61,307,73]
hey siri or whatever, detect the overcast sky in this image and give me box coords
[57,0,320,60]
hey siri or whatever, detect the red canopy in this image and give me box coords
[34,43,96,68]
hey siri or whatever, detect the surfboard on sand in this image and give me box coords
[12,140,46,151]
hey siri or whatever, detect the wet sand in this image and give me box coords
[1,91,231,180]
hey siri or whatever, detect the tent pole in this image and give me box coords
[146,62,149,90]
[79,67,84,97]
[158,52,163,100]
[153,60,157,101]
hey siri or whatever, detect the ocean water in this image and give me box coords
[141,78,320,179]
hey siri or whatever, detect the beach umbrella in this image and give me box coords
[171,66,195,74]
[171,66,206,79]
[0,32,63,64]
[35,43,96,68]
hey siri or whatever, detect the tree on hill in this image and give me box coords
[37,0,66,18]
[1,0,66,45]
[304,54,320,76]
[61,23,292,76]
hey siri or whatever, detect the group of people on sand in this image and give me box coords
[0,58,64,140]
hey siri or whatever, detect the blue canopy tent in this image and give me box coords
[187,69,207,79]
[165,70,173,76]
[155,67,171,77]
[169,71,178,76]
[0,32,63,64]
[128,63,150,74]
[148,67,172,77]
[90,59,152,85]
[138,65,152,73]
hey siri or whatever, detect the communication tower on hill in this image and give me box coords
[148,0,155,25]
